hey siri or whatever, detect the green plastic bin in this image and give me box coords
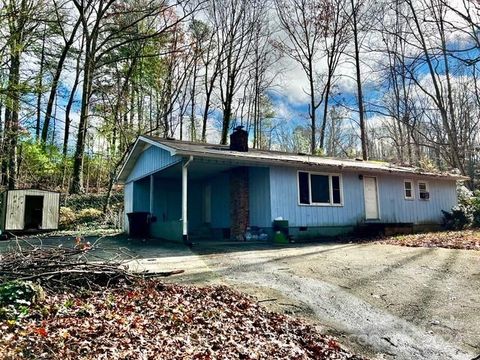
[273,220,289,244]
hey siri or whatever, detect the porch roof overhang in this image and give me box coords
[117,135,469,183]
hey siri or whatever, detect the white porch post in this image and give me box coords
[182,156,193,243]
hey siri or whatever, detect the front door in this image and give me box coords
[363,176,379,220]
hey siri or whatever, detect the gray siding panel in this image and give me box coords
[126,145,180,183]
[249,167,271,227]
[41,191,60,229]
[0,192,6,230]
[269,166,458,226]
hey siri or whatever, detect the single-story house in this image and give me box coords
[117,128,467,242]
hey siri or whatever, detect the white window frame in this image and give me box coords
[297,170,344,207]
[418,180,430,201]
[404,179,415,200]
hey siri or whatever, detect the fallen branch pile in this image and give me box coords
[0,238,182,292]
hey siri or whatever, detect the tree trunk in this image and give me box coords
[6,51,21,189]
[42,19,81,144]
[308,58,316,154]
[36,26,47,141]
[70,44,93,194]
[351,0,368,160]
[201,84,214,142]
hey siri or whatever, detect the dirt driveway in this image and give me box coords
[141,241,479,360]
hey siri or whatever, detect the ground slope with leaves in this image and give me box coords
[377,230,480,250]
[0,246,363,360]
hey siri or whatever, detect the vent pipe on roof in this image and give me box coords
[229,126,248,152]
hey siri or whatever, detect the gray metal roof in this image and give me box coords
[118,135,468,182]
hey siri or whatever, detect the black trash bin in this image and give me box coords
[127,212,150,238]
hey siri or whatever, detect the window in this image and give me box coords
[418,181,430,200]
[298,171,343,206]
[404,180,414,200]
[311,174,330,203]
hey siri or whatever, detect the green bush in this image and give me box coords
[442,186,480,230]
[63,193,123,211]
[59,207,77,229]
[0,282,45,320]
[470,194,480,227]
[442,206,472,230]
[77,208,104,223]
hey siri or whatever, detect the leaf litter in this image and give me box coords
[0,242,364,360]
[377,230,480,250]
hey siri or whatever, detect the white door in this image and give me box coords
[364,176,379,220]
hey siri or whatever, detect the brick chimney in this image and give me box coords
[230,167,249,241]
[229,126,248,152]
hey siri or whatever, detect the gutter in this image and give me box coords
[170,150,467,181]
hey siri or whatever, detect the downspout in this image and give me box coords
[182,156,193,244]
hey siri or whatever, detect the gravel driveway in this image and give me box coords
[174,241,479,360]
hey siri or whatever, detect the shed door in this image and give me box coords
[24,195,44,230]
[364,176,379,220]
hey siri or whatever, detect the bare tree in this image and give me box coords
[41,0,81,145]
[210,0,258,145]
[349,0,368,160]
[69,0,199,194]
[274,0,335,154]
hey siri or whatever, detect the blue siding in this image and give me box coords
[152,178,180,221]
[376,175,457,224]
[188,181,204,230]
[269,166,458,226]
[149,178,204,238]
[249,167,271,227]
[209,172,230,228]
[150,178,181,239]
[126,145,180,183]
[269,167,364,226]
[133,177,150,212]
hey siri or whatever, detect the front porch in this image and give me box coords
[127,158,257,242]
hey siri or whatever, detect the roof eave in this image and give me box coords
[171,149,467,181]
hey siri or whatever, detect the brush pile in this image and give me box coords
[0,238,179,292]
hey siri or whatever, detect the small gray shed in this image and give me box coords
[0,189,60,232]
